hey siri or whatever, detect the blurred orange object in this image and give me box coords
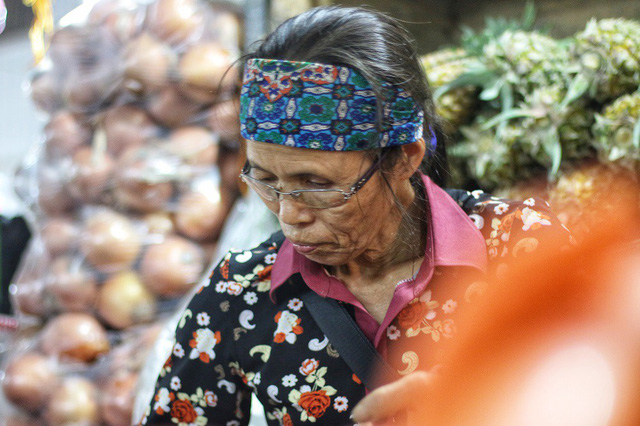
[402,177,640,426]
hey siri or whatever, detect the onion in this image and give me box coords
[97,271,157,329]
[145,0,205,45]
[174,188,227,241]
[164,126,218,166]
[29,68,63,115]
[206,97,241,143]
[80,209,141,272]
[142,211,175,235]
[43,111,92,159]
[47,256,98,313]
[87,0,143,45]
[37,161,75,216]
[140,236,205,297]
[41,217,78,257]
[100,372,139,426]
[1,352,58,412]
[40,312,110,363]
[14,279,51,318]
[102,104,158,156]
[45,376,100,426]
[112,146,175,213]
[123,32,176,93]
[146,85,202,128]
[68,146,115,203]
[209,9,243,50]
[178,42,236,104]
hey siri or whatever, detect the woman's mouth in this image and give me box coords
[292,243,318,254]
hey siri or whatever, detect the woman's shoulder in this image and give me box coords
[446,188,574,262]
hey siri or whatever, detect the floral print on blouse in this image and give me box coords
[138,191,572,426]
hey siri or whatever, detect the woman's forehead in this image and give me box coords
[245,141,369,173]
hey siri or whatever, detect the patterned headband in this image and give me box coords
[240,58,431,151]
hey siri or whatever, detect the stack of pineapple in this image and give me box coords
[421,8,640,242]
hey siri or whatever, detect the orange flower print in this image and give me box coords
[352,374,362,384]
[257,264,272,281]
[204,390,218,407]
[153,388,175,415]
[170,397,199,424]
[299,358,320,376]
[397,300,428,329]
[298,390,331,420]
[273,310,303,344]
[188,329,221,363]
[282,413,294,426]
[220,258,230,279]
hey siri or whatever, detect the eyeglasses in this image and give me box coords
[239,151,388,209]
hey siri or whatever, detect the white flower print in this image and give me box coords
[265,253,277,264]
[442,299,458,314]
[419,290,438,321]
[387,325,401,340]
[333,396,349,412]
[287,298,303,312]
[196,312,210,327]
[227,281,244,296]
[282,374,298,387]
[153,388,172,414]
[253,372,262,385]
[215,281,229,293]
[204,390,218,407]
[189,328,221,363]
[519,207,552,231]
[493,202,509,215]
[227,421,240,426]
[170,376,181,391]
[273,310,303,344]
[173,342,185,358]
[243,291,258,305]
[469,214,484,230]
[523,198,536,206]
[299,358,320,376]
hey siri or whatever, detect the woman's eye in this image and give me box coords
[307,180,331,188]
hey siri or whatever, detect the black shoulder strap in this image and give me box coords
[289,274,400,390]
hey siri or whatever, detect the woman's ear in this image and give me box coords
[397,138,426,179]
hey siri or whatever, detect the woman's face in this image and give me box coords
[245,142,406,266]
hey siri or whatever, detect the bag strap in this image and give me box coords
[289,274,400,390]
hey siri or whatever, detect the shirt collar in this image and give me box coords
[270,173,487,302]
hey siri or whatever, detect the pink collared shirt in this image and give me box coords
[270,173,487,354]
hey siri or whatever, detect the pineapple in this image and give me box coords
[482,30,570,98]
[421,48,478,134]
[592,91,640,171]
[572,18,640,102]
[548,162,639,243]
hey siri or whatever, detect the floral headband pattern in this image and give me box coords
[239,58,428,151]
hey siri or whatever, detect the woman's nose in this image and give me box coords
[277,197,314,226]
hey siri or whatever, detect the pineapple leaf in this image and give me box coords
[433,66,495,100]
[560,73,590,109]
[521,1,537,30]
[633,118,640,149]
[481,108,538,130]
[479,78,504,101]
[543,129,562,179]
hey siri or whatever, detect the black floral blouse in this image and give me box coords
[138,191,572,426]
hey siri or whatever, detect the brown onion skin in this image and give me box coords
[44,111,92,160]
[99,372,139,426]
[37,161,76,216]
[164,126,218,166]
[68,147,115,203]
[146,85,203,128]
[145,0,205,46]
[112,147,175,213]
[29,69,63,115]
[178,42,236,104]
[2,352,59,412]
[174,189,227,242]
[45,376,100,426]
[140,236,205,297]
[47,256,99,313]
[123,32,176,94]
[80,210,141,272]
[40,312,110,363]
[97,271,157,329]
[41,217,78,257]
[142,211,175,235]
[102,104,158,156]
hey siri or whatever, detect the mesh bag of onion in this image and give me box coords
[0,0,257,424]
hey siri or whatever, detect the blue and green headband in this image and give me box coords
[240,58,431,151]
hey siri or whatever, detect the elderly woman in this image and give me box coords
[140,6,570,426]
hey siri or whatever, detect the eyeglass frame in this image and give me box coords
[239,150,389,209]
